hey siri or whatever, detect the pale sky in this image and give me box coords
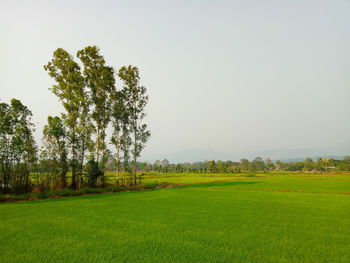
[1,0,350,161]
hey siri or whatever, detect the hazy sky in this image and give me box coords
[1,0,350,161]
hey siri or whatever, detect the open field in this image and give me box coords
[1,173,350,262]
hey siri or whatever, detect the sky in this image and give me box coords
[1,0,350,162]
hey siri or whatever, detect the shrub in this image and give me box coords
[85,160,102,187]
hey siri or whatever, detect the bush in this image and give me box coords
[12,183,33,194]
[0,181,163,203]
[85,160,102,187]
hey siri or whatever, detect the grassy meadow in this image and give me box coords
[1,172,350,262]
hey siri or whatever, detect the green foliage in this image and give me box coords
[118,65,150,184]
[44,48,84,130]
[85,159,102,187]
[41,46,152,189]
[142,157,350,174]
[41,115,68,188]
[110,88,131,185]
[44,48,85,188]
[77,46,115,168]
[0,99,37,193]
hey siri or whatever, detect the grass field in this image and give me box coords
[1,173,350,262]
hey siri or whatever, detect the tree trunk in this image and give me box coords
[24,162,29,192]
[138,173,142,184]
[122,165,125,186]
[116,133,120,185]
[80,137,86,186]
[96,126,100,163]
[71,140,76,189]
[61,172,66,188]
[102,127,106,172]
[101,126,106,186]
[48,159,52,189]
[133,116,137,185]
[134,136,137,185]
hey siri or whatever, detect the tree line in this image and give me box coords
[134,157,350,173]
[0,46,150,193]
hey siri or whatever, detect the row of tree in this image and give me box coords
[0,46,150,193]
[131,157,350,173]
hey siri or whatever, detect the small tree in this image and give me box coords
[85,158,102,187]
[42,115,68,188]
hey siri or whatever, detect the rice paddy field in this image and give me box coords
[1,172,350,262]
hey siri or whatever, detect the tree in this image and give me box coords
[264,157,274,170]
[77,46,115,174]
[76,88,94,188]
[315,158,326,171]
[161,159,170,173]
[303,158,314,171]
[0,99,37,193]
[0,102,12,191]
[217,160,228,173]
[42,116,68,188]
[175,163,183,173]
[120,121,132,185]
[154,160,161,172]
[207,160,217,173]
[275,160,286,170]
[118,65,150,184]
[252,156,266,171]
[239,159,250,171]
[110,89,129,185]
[85,158,102,187]
[44,48,85,188]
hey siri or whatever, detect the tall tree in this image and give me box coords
[76,88,94,188]
[110,89,129,185]
[118,66,150,184]
[120,123,132,185]
[77,46,115,174]
[0,102,12,191]
[44,48,85,189]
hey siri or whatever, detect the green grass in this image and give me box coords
[1,173,350,262]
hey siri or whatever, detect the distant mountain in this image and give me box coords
[141,144,350,163]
